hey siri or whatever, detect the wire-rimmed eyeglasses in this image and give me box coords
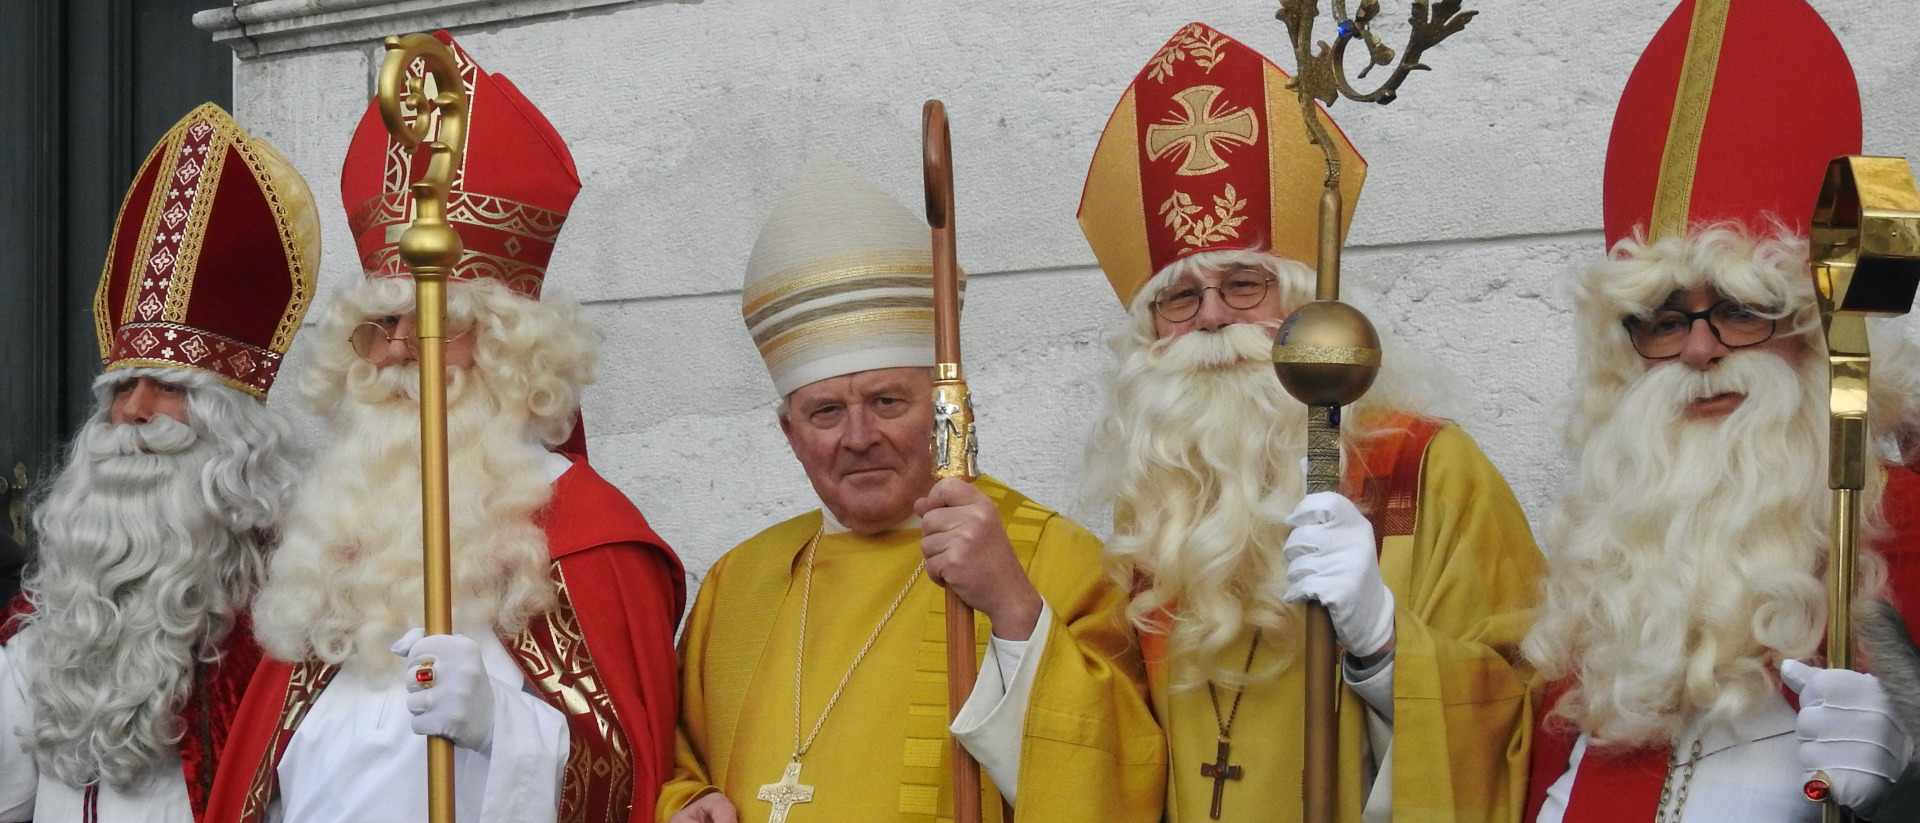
[349,319,474,362]
[1150,274,1276,323]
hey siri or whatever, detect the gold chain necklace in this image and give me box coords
[1199,628,1262,820]
[757,526,926,823]
[1654,738,1703,823]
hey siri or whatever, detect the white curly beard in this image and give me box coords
[252,357,558,675]
[22,388,282,789]
[1526,350,1837,747]
[1091,323,1311,690]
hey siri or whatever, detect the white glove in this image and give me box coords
[1782,659,1915,814]
[1281,491,1395,658]
[393,629,498,752]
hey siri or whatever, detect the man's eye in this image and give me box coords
[1644,314,1690,336]
[1162,288,1201,304]
[1223,278,1265,295]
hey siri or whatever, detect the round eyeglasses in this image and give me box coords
[1621,301,1778,359]
[1150,274,1276,323]
[349,319,474,362]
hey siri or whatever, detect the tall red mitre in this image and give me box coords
[340,30,582,298]
[95,103,319,400]
[1078,22,1367,306]
[1604,0,1861,247]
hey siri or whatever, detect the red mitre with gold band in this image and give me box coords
[341,30,581,298]
[95,103,319,400]
[1079,22,1366,307]
[1604,0,1860,247]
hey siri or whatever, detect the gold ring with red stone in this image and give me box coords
[414,660,436,690]
[1803,771,1831,802]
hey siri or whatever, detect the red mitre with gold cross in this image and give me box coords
[94,103,319,400]
[341,30,582,299]
[1604,0,1860,247]
[1078,21,1366,307]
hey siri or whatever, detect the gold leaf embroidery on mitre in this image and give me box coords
[1147,23,1230,83]
[1160,183,1249,251]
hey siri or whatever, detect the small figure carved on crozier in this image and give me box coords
[757,760,815,823]
[1200,738,1243,820]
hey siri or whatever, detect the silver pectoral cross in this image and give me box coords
[757,760,815,823]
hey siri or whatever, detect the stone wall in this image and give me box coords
[202,0,1920,587]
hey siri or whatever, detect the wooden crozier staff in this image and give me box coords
[376,32,469,823]
[1803,156,1920,823]
[923,99,985,823]
[1270,2,1475,820]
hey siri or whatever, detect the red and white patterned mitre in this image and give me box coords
[94,103,320,400]
[1604,0,1861,247]
[341,30,582,299]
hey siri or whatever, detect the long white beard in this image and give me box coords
[1525,351,1834,747]
[1092,324,1309,690]
[23,415,263,788]
[253,359,557,674]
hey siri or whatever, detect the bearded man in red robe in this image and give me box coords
[1522,3,1920,820]
[205,32,683,823]
[0,103,316,823]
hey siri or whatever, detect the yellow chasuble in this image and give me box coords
[661,476,1165,823]
[1147,423,1544,823]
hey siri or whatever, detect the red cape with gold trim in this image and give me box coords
[204,455,684,823]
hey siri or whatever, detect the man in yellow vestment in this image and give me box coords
[1076,22,1546,822]
[659,157,1165,823]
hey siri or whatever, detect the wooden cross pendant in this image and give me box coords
[1198,739,1243,820]
[757,760,815,823]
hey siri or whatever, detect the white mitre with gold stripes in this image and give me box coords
[742,156,960,397]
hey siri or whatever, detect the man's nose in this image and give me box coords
[378,315,420,366]
[1190,288,1234,333]
[119,383,158,425]
[842,406,883,450]
[1677,317,1729,370]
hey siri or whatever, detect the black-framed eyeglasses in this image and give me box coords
[349,319,474,362]
[1621,301,1778,359]
[1150,274,1276,323]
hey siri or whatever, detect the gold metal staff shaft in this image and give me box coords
[924,99,984,823]
[377,33,468,823]
[1272,3,1473,820]
[1808,156,1920,823]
